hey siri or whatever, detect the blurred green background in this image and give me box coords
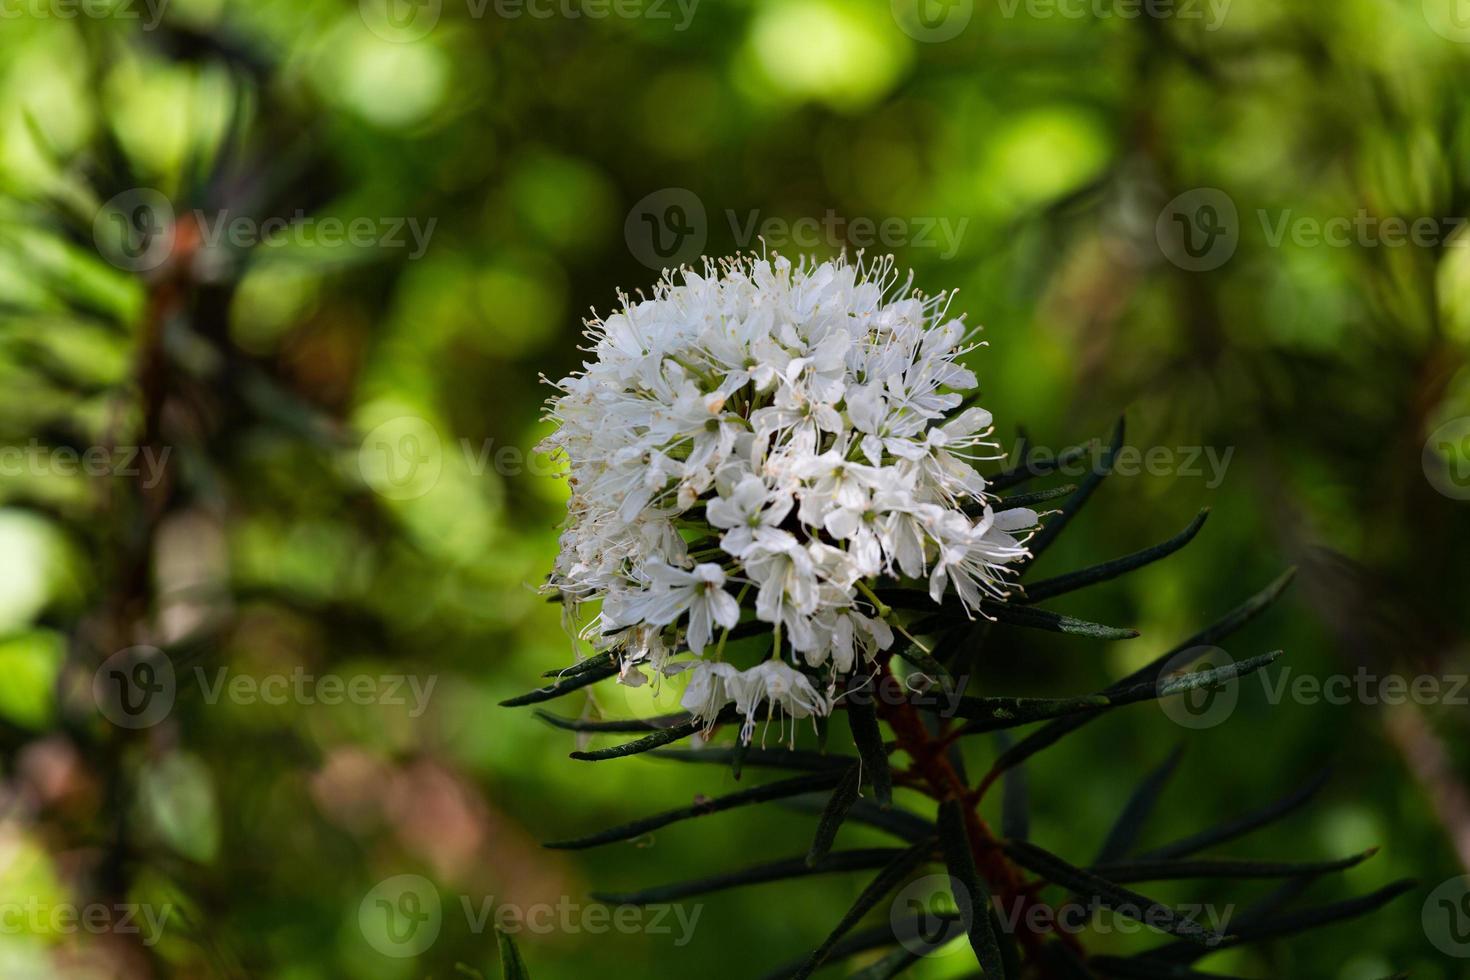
[2,0,1470,976]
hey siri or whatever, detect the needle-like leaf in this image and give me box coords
[1021,416,1125,566]
[938,800,1008,977]
[939,652,1282,734]
[592,848,902,905]
[807,765,864,867]
[650,746,856,772]
[790,839,938,979]
[1000,840,1227,947]
[847,698,893,809]
[495,926,530,979]
[1138,768,1330,861]
[980,570,1296,785]
[500,660,619,707]
[1090,849,1378,884]
[1094,746,1185,864]
[543,770,848,850]
[1022,510,1209,605]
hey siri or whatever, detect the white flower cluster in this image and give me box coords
[541,254,1036,741]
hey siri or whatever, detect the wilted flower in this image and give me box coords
[540,253,1036,738]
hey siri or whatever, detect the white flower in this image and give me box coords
[607,560,739,655]
[681,659,829,743]
[540,253,1037,741]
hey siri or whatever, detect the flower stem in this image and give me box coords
[855,579,892,620]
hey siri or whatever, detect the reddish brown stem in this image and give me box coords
[871,663,1085,968]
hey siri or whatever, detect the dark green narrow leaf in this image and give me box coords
[807,765,864,867]
[1022,416,1125,565]
[591,848,902,905]
[730,734,752,779]
[535,710,690,733]
[980,570,1296,785]
[987,440,1092,492]
[1089,849,1378,884]
[937,800,1006,977]
[540,652,614,678]
[895,641,954,684]
[791,839,937,979]
[846,945,923,980]
[542,770,847,850]
[781,795,935,844]
[500,660,618,707]
[996,484,1079,510]
[1000,840,1226,947]
[1138,768,1330,861]
[1146,880,1415,963]
[873,592,1137,640]
[995,733,1029,842]
[496,926,530,979]
[944,653,1282,734]
[1022,510,1209,605]
[846,698,892,809]
[650,746,855,772]
[980,601,1139,640]
[1217,873,1320,934]
[756,913,959,980]
[1039,940,1099,979]
[1088,958,1252,979]
[569,718,705,761]
[1094,746,1185,864]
